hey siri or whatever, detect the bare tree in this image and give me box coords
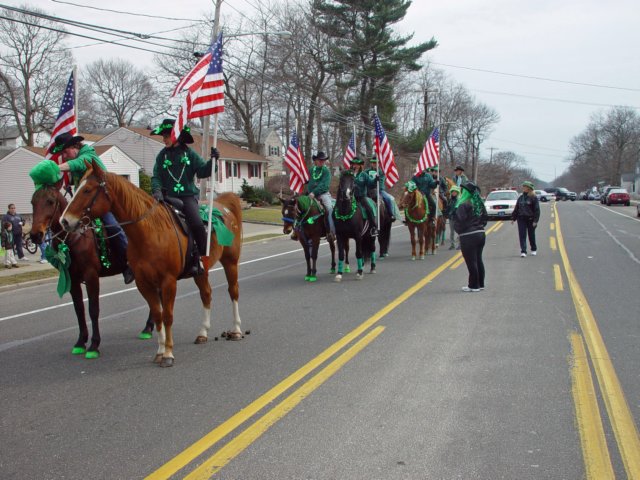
[0,5,72,145]
[83,59,160,127]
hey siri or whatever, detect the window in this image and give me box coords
[268,146,280,156]
[225,162,239,178]
[248,163,261,178]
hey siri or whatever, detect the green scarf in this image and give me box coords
[198,205,234,246]
[456,189,484,217]
[45,243,71,297]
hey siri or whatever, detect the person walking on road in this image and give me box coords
[511,181,540,257]
[454,181,488,292]
[2,203,27,261]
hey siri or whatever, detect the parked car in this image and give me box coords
[568,191,577,201]
[606,188,630,206]
[534,190,553,202]
[484,189,519,219]
[600,186,621,204]
[545,187,571,201]
[587,191,601,200]
[637,203,640,217]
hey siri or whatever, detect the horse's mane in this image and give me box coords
[412,189,424,210]
[104,172,173,229]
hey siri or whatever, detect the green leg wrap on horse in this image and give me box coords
[357,258,364,270]
[71,346,86,355]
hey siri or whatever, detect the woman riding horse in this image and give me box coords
[399,180,432,260]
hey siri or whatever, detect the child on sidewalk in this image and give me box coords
[1,221,19,268]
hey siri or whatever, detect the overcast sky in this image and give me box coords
[22,0,640,182]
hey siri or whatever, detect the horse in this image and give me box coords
[60,162,243,367]
[279,194,341,282]
[398,187,433,260]
[29,182,154,359]
[333,171,378,281]
[366,187,393,259]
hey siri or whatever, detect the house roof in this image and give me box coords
[126,126,268,163]
[24,146,48,157]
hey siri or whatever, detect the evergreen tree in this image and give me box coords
[312,0,437,147]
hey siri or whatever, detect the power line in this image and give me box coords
[432,61,640,92]
[50,0,204,22]
[472,88,640,110]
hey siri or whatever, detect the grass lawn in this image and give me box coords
[0,269,58,288]
[241,206,282,224]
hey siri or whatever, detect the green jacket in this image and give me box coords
[366,167,386,191]
[152,145,211,197]
[306,165,331,196]
[411,171,436,196]
[65,145,107,188]
[354,170,377,198]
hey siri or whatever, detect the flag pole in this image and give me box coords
[205,0,223,258]
[373,107,380,234]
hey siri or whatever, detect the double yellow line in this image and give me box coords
[147,222,501,479]
[556,204,640,479]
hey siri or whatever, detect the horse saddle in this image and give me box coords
[161,198,201,279]
[358,197,378,220]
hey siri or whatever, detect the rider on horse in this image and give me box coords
[305,151,336,241]
[452,165,469,187]
[349,156,379,236]
[411,167,437,223]
[430,165,449,213]
[366,154,398,222]
[150,119,217,274]
[50,132,134,284]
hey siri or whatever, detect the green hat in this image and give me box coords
[350,157,364,165]
[404,180,417,192]
[29,160,63,191]
[151,118,194,144]
[370,154,378,163]
[430,166,439,171]
[449,185,461,195]
[522,181,535,190]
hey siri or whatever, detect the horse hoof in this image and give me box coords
[304,275,311,281]
[153,354,163,364]
[194,336,208,344]
[411,256,416,261]
[225,331,243,341]
[308,276,317,283]
[85,350,100,359]
[138,332,152,340]
[160,357,174,368]
[334,275,342,283]
[370,269,376,274]
[330,268,336,274]
[71,346,86,355]
[344,266,351,273]
[356,273,363,280]
[420,256,425,260]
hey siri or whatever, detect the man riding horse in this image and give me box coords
[150,118,217,276]
[305,151,336,242]
[349,156,379,236]
[411,166,437,224]
[50,132,134,284]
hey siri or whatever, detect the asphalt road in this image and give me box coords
[1,200,638,480]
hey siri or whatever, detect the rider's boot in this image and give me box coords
[192,224,208,275]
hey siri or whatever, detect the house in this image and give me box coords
[0,145,140,216]
[92,126,269,194]
[219,127,285,177]
[621,161,639,197]
[0,126,51,149]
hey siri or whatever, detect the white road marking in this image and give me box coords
[587,210,640,266]
[594,203,640,223]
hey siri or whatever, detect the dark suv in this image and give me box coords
[545,187,571,201]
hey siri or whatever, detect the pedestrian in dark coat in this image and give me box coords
[2,203,26,260]
[511,181,540,257]
[454,182,488,292]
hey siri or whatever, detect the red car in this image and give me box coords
[606,188,630,206]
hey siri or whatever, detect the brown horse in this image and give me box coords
[60,162,243,367]
[30,183,154,359]
[279,194,339,281]
[399,187,433,260]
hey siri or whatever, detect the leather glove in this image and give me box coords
[211,147,220,161]
[152,190,163,202]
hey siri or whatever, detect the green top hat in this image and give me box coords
[29,160,63,190]
[404,180,417,192]
[350,157,364,165]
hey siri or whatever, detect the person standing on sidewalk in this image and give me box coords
[2,204,27,261]
[1,221,19,268]
[511,181,540,257]
[453,182,488,292]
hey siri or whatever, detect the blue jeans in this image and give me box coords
[101,212,128,260]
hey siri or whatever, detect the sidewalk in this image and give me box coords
[0,222,285,286]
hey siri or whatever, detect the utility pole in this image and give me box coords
[487,147,497,163]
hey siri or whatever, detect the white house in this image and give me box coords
[219,127,285,177]
[0,145,140,216]
[0,126,51,149]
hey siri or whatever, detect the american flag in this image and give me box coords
[342,132,356,169]
[45,71,76,161]
[416,127,439,174]
[171,33,225,143]
[284,130,309,193]
[171,49,213,97]
[373,112,399,188]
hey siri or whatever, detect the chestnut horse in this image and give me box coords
[279,194,339,281]
[30,183,154,358]
[60,162,243,367]
[399,187,434,260]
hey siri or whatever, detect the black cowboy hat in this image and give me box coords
[150,118,194,144]
[454,165,465,171]
[461,181,479,194]
[312,151,329,161]
[49,132,85,155]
